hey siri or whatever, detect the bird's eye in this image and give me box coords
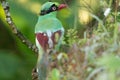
[52,6,57,11]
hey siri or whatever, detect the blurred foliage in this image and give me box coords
[0,0,120,80]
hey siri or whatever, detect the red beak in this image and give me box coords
[58,4,67,10]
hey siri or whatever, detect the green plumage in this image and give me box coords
[35,12,64,33]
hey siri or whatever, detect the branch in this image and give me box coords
[0,0,38,54]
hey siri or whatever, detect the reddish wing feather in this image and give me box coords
[36,30,62,52]
[36,33,48,51]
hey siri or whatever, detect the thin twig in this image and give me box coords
[0,0,38,54]
[86,67,104,80]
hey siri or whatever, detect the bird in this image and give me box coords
[35,2,67,80]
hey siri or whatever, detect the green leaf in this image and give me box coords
[51,68,60,80]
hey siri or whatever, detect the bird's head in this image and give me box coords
[40,2,67,15]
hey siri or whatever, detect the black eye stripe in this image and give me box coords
[40,4,58,15]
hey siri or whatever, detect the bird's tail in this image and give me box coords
[37,53,49,80]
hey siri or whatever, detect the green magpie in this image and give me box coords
[35,1,67,80]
